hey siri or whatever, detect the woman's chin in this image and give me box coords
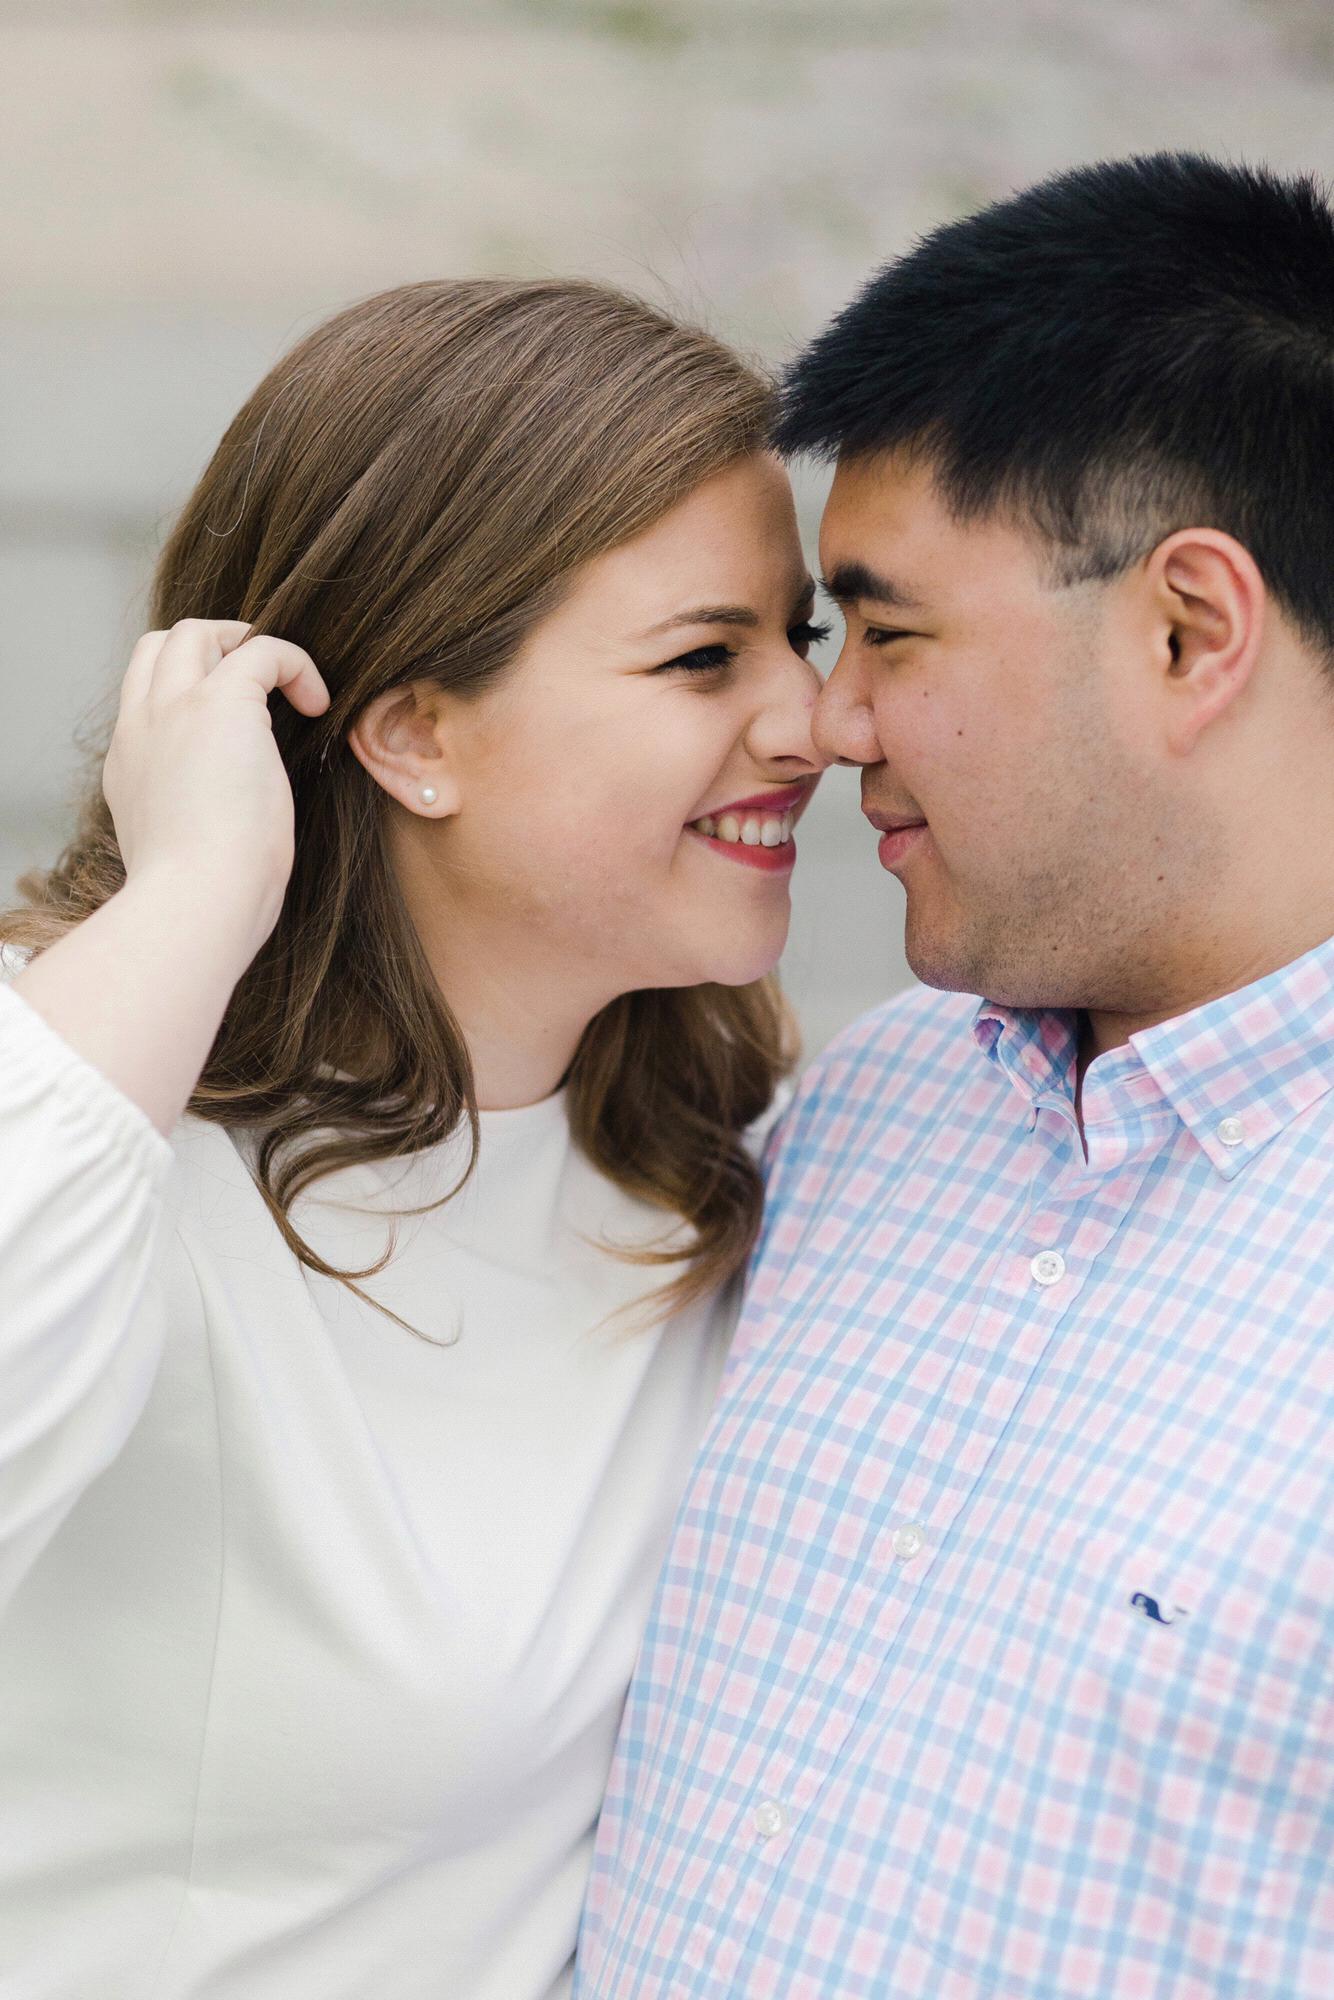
[619,906,791,994]
[690,925,790,990]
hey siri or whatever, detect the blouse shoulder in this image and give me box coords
[740,1076,795,1162]
[0,941,34,984]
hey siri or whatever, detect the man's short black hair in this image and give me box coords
[776,152,1334,656]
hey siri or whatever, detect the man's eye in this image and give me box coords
[654,643,737,675]
[788,620,832,656]
[863,625,914,648]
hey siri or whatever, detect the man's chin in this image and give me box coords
[902,910,990,997]
[905,921,1088,1012]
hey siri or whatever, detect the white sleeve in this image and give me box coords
[0,946,176,1608]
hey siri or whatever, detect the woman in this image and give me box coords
[0,279,826,1998]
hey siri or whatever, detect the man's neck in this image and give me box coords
[1074,913,1334,1111]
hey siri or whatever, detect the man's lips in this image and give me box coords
[862,808,927,835]
[863,806,929,872]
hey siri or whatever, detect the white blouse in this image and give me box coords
[0,949,737,1999]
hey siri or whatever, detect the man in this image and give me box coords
[574,154,1334,1998]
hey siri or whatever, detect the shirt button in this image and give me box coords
[891,1522,925,1560]
[1030,1250,1066,1287]
[1217,1115,1245,1148]
[753,1800,785,1838]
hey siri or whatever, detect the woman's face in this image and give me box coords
[385,452,827,1006]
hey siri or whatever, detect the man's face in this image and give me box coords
[813,451,1200,1011]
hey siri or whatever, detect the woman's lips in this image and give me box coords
[684,778,816,874]
[711,783,813,816]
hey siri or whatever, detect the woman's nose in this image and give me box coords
[744,649,829,772]
[812,654,880,768]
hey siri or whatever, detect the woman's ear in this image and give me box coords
[347,682,461,818]
[1148,529,1265,755]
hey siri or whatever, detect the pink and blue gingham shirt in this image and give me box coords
[575,937,1334,1999]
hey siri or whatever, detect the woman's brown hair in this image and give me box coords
[1,278,796,1334]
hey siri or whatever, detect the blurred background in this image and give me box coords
[3,0,1332,1055]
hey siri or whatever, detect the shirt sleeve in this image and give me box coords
[0,947,176,1609]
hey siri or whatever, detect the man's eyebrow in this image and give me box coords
[639,576,817,640]
[819,561,925,612]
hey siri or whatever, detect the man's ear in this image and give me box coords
[1146,529,1265,755]
[347,682,461,818]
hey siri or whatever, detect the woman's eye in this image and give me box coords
[654,643,737,675]
[788,619,832,656]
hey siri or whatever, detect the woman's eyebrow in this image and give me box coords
[639,575,817,639]
[640,604,760,637]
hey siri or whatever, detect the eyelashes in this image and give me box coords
[657,619,833,676]
[790,619,832,654]
[659,641,735,674]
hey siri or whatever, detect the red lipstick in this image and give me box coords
[696,780,815,820]
[685,779,817,875]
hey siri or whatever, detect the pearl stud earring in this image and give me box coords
[419,785,438,807]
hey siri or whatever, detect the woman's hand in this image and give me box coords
[11,619,332,1134]
[101,619,330,963]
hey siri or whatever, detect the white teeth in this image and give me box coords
[692,807,797,846]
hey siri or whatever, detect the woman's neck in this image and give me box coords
[451,988,586,1110]
[395,859,609,1111]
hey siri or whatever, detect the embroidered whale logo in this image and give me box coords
[1130,1592,1188,1626]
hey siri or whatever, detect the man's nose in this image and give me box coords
[812,652,881,768]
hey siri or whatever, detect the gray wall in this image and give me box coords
[4,0,1331,1055]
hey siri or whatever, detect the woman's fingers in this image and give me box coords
[210,633,332,718]
[129,618,254,702]
[131,618,330,719]
[115,628,170,708]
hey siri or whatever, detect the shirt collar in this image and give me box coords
[973,930,1334,1178]
[972,1003,1080,1111]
